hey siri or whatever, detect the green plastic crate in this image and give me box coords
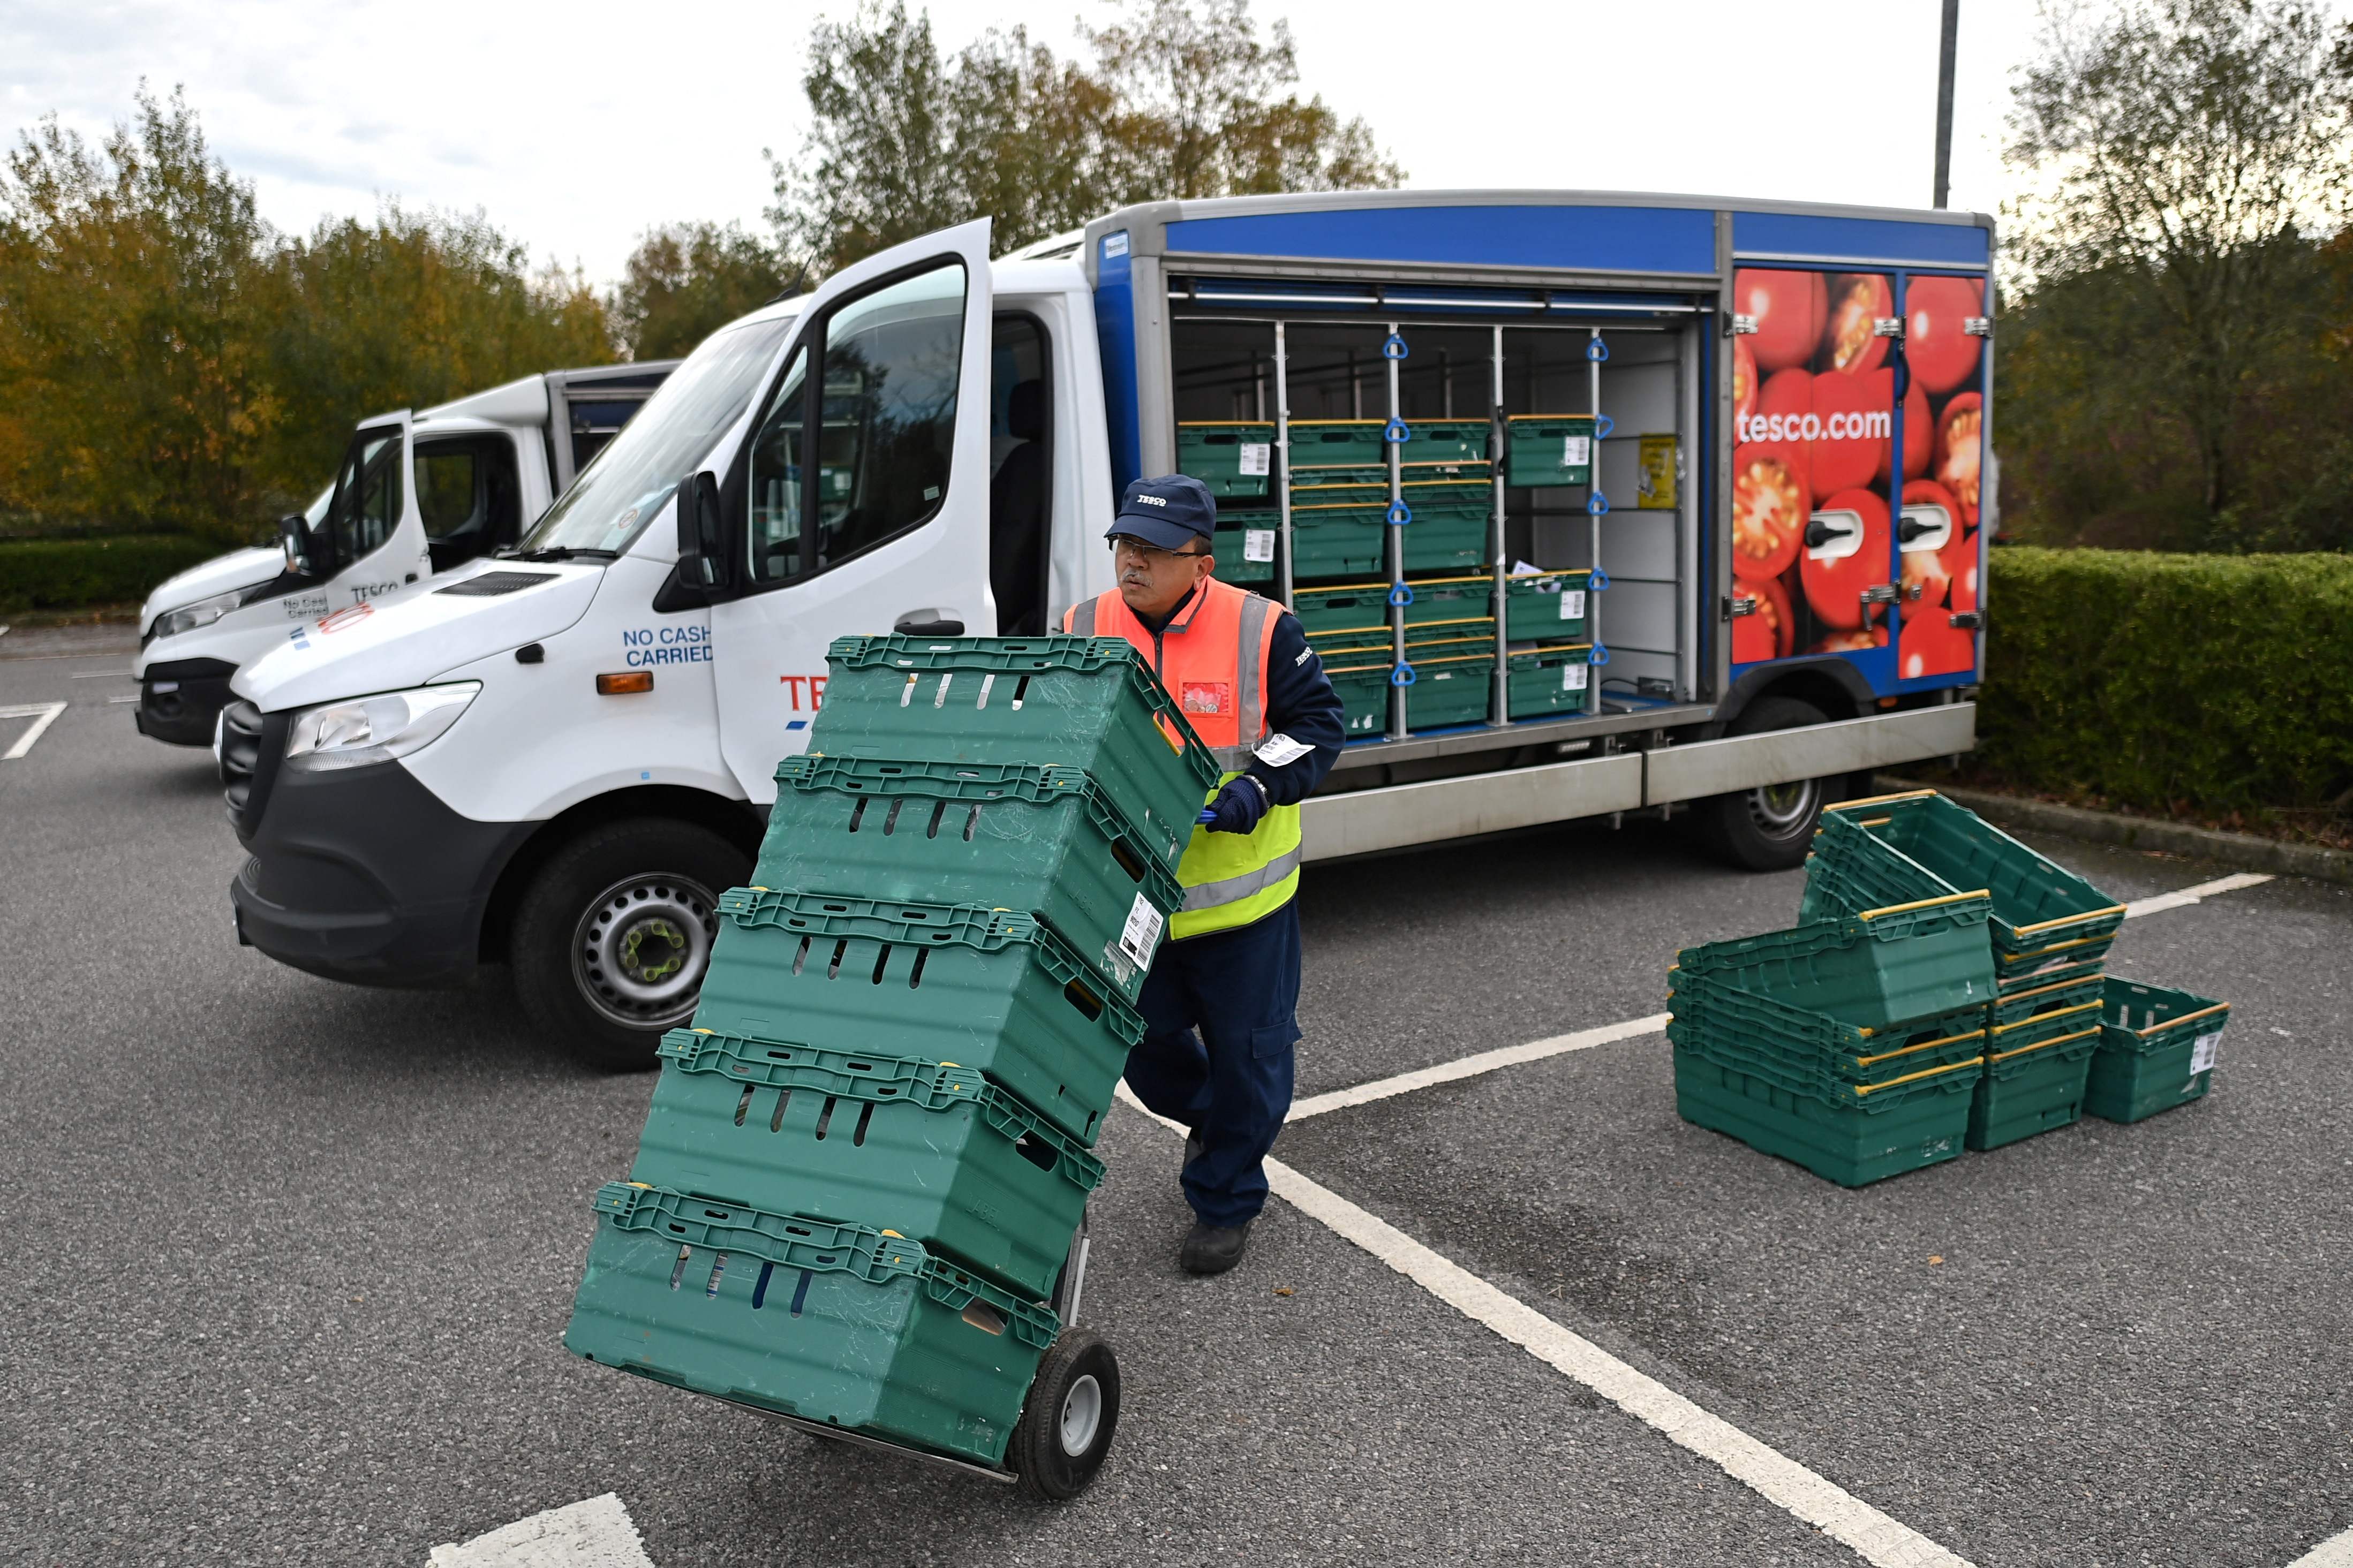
[1211,511,1279,585]
[1289,460,1494,492]
[1806,792,2128,978]
[1402,419,1490,463]
[1999,955,2106,996]
[1672,1044,1975,1187]
[1311,626,1493,662]
[2085,978,2229,1123]
[1502,571,1593,641]
[1288,420,1388,466]
[1176,421,1274,498]
[758,755,1183,987]
[1287,505,1392,581]
[1323,658,1393,738]
[1505,415,1597,488]
[1674,894,1997,1029]
[1966,1024,2100,1150]
[564,1183,1054,1467]
[1667,966,1987,1087]
[698,889,1144,1143]
[1506,644,1594,719]
[1984,996,2104,1056]
[637,1029,1099,1297]
[1404,653,1492,730]
[815,637,1218,853]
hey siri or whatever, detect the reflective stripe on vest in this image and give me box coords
[1062,579,1302,940]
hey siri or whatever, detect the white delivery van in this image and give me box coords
[132,361,676,744]
[220,194,1989,1067]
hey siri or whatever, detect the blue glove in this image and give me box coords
[1196,776,1270,834]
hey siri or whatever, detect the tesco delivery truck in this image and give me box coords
[217,192,1989,1068]
[132,360,675,744]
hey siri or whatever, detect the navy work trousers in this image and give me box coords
[1123,900,1301,1227]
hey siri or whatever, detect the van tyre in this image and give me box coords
[1010,1330,1120,1501]
[512,819,748,1071]
[1694,696,1837,872]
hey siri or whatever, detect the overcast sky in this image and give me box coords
[5,0,2069,287]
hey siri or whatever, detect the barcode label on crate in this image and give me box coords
[1119,892,1165,971]
[1243,528,1276,563]
[1559,590,1586,620]
[2189,1031,2221,1075]
[1238,443,1271,476]
[1562,436,1592,467]
[1562,662,1589,691]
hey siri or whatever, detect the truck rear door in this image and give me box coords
[708,219,998,799]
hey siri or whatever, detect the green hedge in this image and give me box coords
[0,534,225,614]
[1979,547,2353,815]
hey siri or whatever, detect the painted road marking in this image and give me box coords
[428,1492,655,1567]
[1119,1084,1974,1568]
[0,701,67,760]
[2288,1525,2353,1566]
[2125,872,2273,919]
[106,696,139,705]
[1288,1013,1670,1121]
[69,669,131,678]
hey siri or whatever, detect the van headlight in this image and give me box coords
[151,588,249,641]
[284,683,480,772]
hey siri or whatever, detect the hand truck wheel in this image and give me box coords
[1009,1328,1120,1501]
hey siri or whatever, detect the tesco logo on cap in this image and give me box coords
[1134,494,1167,506]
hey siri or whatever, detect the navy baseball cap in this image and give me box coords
[1108,474,1216,551]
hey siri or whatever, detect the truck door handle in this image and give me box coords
[894,613,965,636]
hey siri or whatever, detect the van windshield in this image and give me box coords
[516,313,796,557]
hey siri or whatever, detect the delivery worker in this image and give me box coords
[1064,475,1346,1275]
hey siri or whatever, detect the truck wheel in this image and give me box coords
[1010,1330,1120,1502]
[511,819,749,1071]
[1694,696,1837,872]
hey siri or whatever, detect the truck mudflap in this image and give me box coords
[1299,703,1975,863]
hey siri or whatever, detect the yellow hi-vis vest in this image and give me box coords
[1064,579,1301,940]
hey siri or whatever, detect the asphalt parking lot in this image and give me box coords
[5,624,2349,1568]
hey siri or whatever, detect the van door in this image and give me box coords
[708,219,997,800]
[415,433,525,573]
[316,414,429,607]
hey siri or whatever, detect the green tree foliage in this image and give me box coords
[0,87,278,539]
[0,89,615,542]
[260,208,613,516]
[771,0,1404,272]
[1998,0,2353,550]
[612,222,799,361]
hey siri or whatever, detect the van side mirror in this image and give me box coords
[676,472,728,589]
[280,513,314,577]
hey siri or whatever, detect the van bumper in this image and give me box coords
[137,658,239,746]
[229,753,534,988]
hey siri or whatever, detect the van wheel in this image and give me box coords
[512,820,749,1071]
[1692,696,1837,872]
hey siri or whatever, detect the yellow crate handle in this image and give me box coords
[1853,1055,1984,1095]
[1857,889,1990,920]
[1852,1028,1986,1069]
[2010,904,2129,937]
[1826,789,1941,812]
[1988,1025,2102,1064]
[1990,1000,2103,1037]
[2007,932,2107,961]
[2138,1002,2230,1037]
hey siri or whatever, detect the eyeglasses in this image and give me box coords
[1110,536,1210,565]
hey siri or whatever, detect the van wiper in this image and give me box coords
[509,546,619,562]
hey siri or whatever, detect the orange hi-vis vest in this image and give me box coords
[1063,578,1303,938]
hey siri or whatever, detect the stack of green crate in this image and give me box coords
[1174,422,1279,583]
[1667,895,1997,1185]
[1286,420,1495,584]
[1801,791,2128,1151]
[1499,570,1594,720]
[565,635,1216,1469]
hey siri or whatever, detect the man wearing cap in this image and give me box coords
[1063,475,1346,1275]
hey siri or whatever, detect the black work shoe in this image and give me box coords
[1180,1219,1253,1275]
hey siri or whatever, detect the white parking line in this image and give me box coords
[2288,1526,2353,1566]
[1119,1085,1973,1567]
[0,701,67,760]
[2124,872,2273,919]
[1288,1013,1670,1120]
[70,669,131,678]
[428,1491,655,1567]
